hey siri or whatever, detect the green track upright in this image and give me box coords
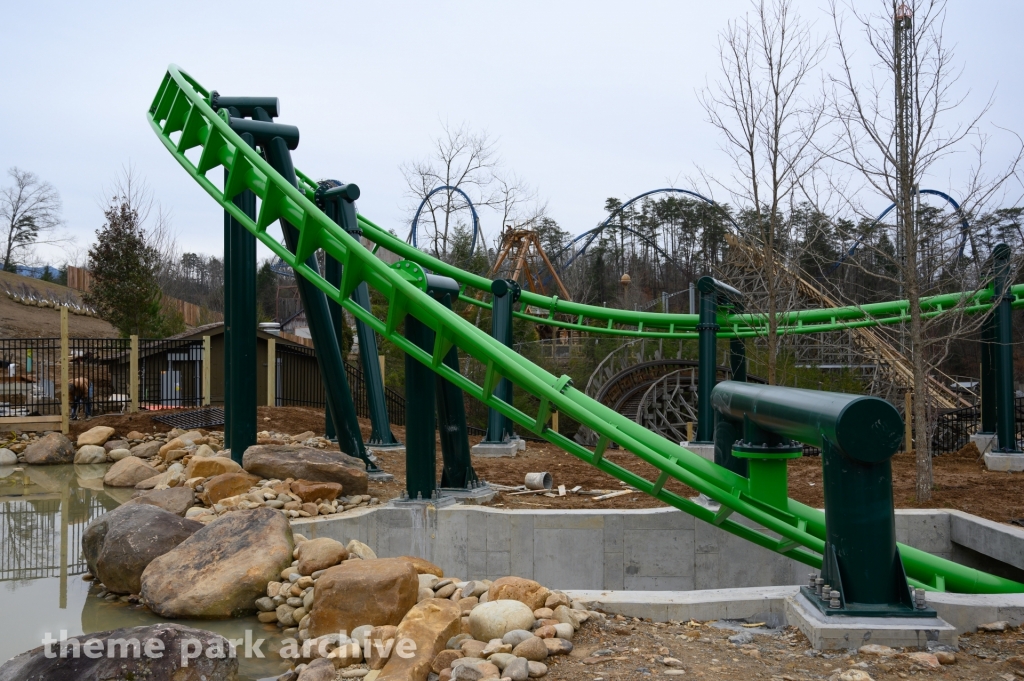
[149,65,1024,596]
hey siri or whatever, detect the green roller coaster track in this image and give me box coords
[149,64,1024,596]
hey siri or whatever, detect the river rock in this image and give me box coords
[367,625,399,670]
[291,479,343,503]
[107,448,132,461]
[298,658,337,681]
[512,636,548,662]
[125,486,196,516]
[469,600,536,641]
[433,649,464,672]
[543,638,572,655]
[185,456,241,478]
[488,577,550,611]
[307,557,419,638]
[140,507,294,618]
[23,432,74,465]
[0,449,16,466]
[242,444,368,495]
[131,441,162,458]
[527,661,547,678]
[504,656,530,681]
[104,439,129,453]
[0,623,239,680]
[135,464,185,490]
[83,504,202,594]
[203,471,260,504]
[398,555,444,577]
[296,537,349,575]
[347,539,378,560]
[378,599,462,681]
[103,456,160,487]
[74,444,107,464]
[77,425,116,447]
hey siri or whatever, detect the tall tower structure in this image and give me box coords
[893,2,915,351]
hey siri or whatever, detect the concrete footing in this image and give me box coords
[983,450,1024,471]
[681,442,715,462]
[786,592,956,650]
[471,442,519,458]
[367,470,395,482]
[970,433,997,455]
[438,483,498,505]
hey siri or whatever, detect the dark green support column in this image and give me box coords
[729,337,747,383]
[696,276,744,442]
[712,381,930,617]
[482,279,520,443]
[323,254,343,443]
[980,313,996,434]
[222,117,258,463]
[404,313,436,500]
[432,290,476,489]
[317,182,401,447]
[991,244,1019,453]
[234,115,374,470]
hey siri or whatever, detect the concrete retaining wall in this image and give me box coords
[294,505,1024,592]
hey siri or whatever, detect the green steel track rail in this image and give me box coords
[149,65,1024,595]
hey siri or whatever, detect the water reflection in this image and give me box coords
[0,464,288,680]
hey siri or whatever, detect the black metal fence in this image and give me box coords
[0,337,205,419]
[274,344,406,426]
[933,396,1024,453]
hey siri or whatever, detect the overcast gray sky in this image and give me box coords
[2,0,1022,266]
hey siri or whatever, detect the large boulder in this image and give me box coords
[202,471,260,504]
[378,599,462,681]
[140,507,294,619]
[83,504,202,594]
[103,457,160,487]
[185,456,240,479]
[73,445,107,465]
[77,425,115,447]
[307,557,419,638]
[0,623,239,680]
[243,445,368,495]
[23,433,74,465]
[124,486,196,516]
[487,576,551,611]
[469,600,537,641]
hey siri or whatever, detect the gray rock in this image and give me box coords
[728,631,754,645]
[103,457,160,487]
[448,633,473,650]
[504,656,530,681]
[124,486,196,516]
[242,445,368,495]
[0,448,16,466]
[297,658,336,681]
[488,653,516,670]
[0,623,239,680]
[527,661,548,678]
[104,439,130,453]
[83,503,202,594]
[141,507,294,619]
[130,440,162,458]
[74,445,107,465]
[255,597,276,612]
[502,630,535,647]
[512,636,548,662]
[23,432,74,465]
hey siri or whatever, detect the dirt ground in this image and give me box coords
[0,270,119,338]
[60,406,1024,525]
[548,615,1024,681]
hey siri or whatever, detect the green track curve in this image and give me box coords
[148,65,1023,595]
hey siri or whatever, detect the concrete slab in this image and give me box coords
[926,591,1024,633]
[681,443,715,462]
[439,484,497,504]
[471,442,518,458]
[970,433,997,455]
[983,451,1024,471]
[565,586,797,623]
[785,592,956,651]
[367,470,395,482]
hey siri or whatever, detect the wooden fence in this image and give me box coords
[65,267,222,327]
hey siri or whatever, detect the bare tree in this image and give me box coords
[698,0,827,384]
[827,0,1023,501]
[401,122,499,260]
[0,168,63,271]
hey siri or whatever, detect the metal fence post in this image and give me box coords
[60,307,68,434]
[130,335,139,413]
[202,336,211,406]
[267,338,276,408]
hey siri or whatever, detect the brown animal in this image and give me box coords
[69,376,91,419]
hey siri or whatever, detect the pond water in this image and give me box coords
[0,464,292,680]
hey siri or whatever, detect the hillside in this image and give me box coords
[0,270,119,338]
